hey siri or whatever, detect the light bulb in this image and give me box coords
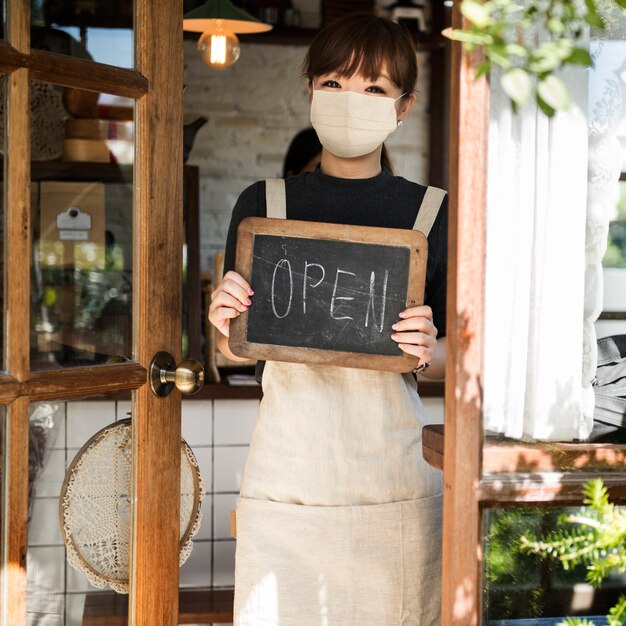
[197,27,240,70]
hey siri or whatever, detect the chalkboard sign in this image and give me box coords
[229,217,428,372]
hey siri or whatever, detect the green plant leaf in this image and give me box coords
[505,43,528,58]
[536,92,556,117]
[487,43,512,67]
[446,29,494,46]
[584,0,606,29]
[537,75,570,111]
[475,60,491,79]
[613,0,626,8]
[609,596,626,626]
[566,47,593,67]
[500,68,532,107]
[460,1,494,28]
[548,16,565,35]
[529,44,564,73]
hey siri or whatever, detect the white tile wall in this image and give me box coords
[64,593,87,626]
[29,498,64,546]
[65,401,116,448]
[183,401,214,446]
[213,493,238,540]
[214,400,258,445]
[27,547,66,595]
[65,560,98,594]
[33,449,66,497]
[116,400,132,422]
[179,540,212,588]
[213,541,237,587]
[213,446,249,493]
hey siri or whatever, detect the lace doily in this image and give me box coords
[0,79,66,160]
[60,419,206,593]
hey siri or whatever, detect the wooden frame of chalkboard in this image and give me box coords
[229,217,428,373]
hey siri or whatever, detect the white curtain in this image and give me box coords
[483,62,593,441]
[483,18,626,441]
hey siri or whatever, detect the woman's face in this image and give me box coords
[309,67,416,122]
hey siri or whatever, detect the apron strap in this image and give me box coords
[265,178,287,219]
[412,186,446,236]
[266,179,445,234]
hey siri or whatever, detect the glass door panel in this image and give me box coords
[24,395,128,625]
[1,1,184,624]
[19,395,206,625]
[31,0,134,69]
[30,86,134,370]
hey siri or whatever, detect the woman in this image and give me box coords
[209,13,447,625]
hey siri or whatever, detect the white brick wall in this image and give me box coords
[183,41,432,273]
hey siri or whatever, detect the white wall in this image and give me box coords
[183,40,432,274]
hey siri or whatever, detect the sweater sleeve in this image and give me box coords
[223,181,265,276]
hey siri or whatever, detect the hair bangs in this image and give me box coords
[303,13,417,93]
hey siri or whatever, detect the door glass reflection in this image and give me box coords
[483,506,626,624]
[31,0,133,69]
[29,85,134,370]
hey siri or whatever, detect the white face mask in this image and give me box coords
[310,89,404,159]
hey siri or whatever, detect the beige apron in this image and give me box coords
[234,180,446,626]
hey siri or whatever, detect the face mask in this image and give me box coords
[310,89,405,159]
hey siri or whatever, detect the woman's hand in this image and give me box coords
[208,271,253,338]
[391,305,438,366]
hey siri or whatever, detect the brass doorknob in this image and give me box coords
[149,351,205,397]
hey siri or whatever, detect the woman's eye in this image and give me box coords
[366,86,386,94]
[321,80,340,88]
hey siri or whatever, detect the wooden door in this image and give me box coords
[0,1,185,625]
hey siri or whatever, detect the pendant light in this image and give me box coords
[183,0,273,71]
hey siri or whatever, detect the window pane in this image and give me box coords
[29,85,134,370]
[483,506,626,623]
[31,0,133,69]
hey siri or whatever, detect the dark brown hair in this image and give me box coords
[303,13,418,97]
[303,13,417,173]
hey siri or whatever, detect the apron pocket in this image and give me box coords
[234,494,442,626]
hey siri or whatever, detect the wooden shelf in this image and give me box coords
[187,378,443,400]
[423,424,626,473]
[422,424,626,504]
[191,380,263,400]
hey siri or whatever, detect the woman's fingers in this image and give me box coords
[399,305,432,320]
[211,289,250,314]
[391,305,437,359]
[208,271,254,337]
[212,277,251,310]
[222,271,253,297]
[391,331,434,347]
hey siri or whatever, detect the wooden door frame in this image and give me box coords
[442,2,489,625]
[0,1,184,625]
